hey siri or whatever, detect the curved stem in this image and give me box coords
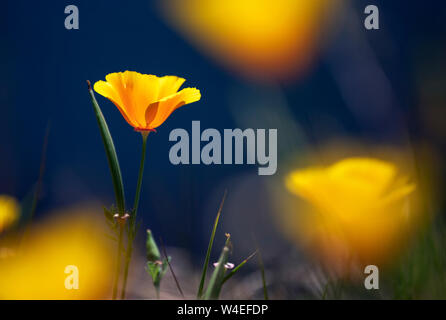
[121,133,148,299]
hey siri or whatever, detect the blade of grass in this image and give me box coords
[197,189,227,298]
[28,121,50,222]
[253,233,268,300]
[18,122,50,247]
[160,237,184,299]
[86,80,125,214]
[203,236,231,300]
[321,282,329,300]
[87,80,126,300]
[222,250,258,284]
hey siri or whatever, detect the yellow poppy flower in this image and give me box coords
[94,71,201,131]
[160,0,340,79]
[284,157,418,270]
[0,206,114,299]
[0,195,19,233]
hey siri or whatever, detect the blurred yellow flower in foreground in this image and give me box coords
[94,71,201,131]
[160,0,340,80]
[0,195,19,233]
[0,208,114,299]
[285,157,418,270]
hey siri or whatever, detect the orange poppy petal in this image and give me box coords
[104,72,144,127]
[145,87,201,129]
[158,76,186,99]
[132,73,162,126]
[94,80,138,127]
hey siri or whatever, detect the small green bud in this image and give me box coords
[146,229,161,262]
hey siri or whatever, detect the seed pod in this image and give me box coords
[146,229,161,262]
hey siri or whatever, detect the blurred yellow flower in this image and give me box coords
[160,0,340,79]
[94,71,201,131]
[0,195,19,233]
[285,157,418,270]
[0,207,114,299]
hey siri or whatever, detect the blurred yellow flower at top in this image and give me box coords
[160,0,340,80]
[285,157,418,269]
[0,195,19,233]
[94,71,201,132]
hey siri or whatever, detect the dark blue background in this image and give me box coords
[2,1,445,256]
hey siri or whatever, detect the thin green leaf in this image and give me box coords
[222,250,258,284]
[18,122,50,227]
[87,80,125,214]
[103,206,115,222]
[253,235,269,300]
[203,236,231,300]
[104,233,118,242]
[197,190,227,298]
[16,122,50,247]
[29,122,50,221]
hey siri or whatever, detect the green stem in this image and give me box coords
[112,224,124,300]
[121,244,132,300]
[133,133,148,220]
[121,133,148,299]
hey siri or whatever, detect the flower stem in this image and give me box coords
[121,132,148,299]
[112,224,124,300]
[133,133,148,219]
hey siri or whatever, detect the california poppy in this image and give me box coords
[0,207,114,299]
[160,0,340,80]
[284,157,418,269]
[94,71,201,132]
